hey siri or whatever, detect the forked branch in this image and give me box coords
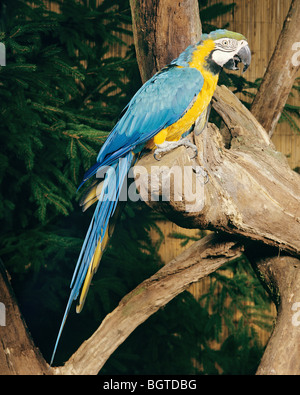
[55,233,242,375]
[135,85,300,256]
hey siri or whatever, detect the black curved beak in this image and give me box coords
[224,43,251,73]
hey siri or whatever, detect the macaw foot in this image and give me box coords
[154,138,198,161]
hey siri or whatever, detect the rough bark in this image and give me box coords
[54,233,242,375]
[250,255,300,375]
[0,260,50,375]
[129,0,202,82]
[250,0,300,136]
[135,85,300,256]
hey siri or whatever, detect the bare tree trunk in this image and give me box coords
[0,261,50,375]
[249,255,300,375]
[250,0,300,137]
[130,0,202,82]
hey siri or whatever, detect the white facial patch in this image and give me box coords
[211,49,232,67]
[211,38,247,67]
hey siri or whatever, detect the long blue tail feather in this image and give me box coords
[50,151,134,366]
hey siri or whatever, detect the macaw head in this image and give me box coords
[204,29,251,73]
[174,29,251,74]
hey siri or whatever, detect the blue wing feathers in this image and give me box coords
[95,66,204,172]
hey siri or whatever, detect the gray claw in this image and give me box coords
[153,138,198,160]
[154,151,161,161]
[190,146,198,159]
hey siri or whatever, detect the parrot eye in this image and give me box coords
[222,39,233,47]
[217,38,238,51]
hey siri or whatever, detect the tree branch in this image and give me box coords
[250,0,300,136]
[54,233,242,375]
[0,260,50,375]
[249,255,300,375]
[213,85,271,146]
[130,0,202,82]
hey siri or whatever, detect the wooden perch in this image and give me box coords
[54,233,242,375]
[135,85,300,256]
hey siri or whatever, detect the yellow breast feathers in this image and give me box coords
[149,39,218,148]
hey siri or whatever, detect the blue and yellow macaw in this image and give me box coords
[51,29,251,364]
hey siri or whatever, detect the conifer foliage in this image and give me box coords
[0,0,134,271]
